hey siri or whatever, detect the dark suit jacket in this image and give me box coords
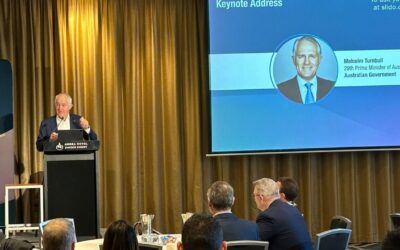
[256,199,312,250]
[214,213,259,241]
[278,76,334,104]
[36,113,97,151]
[0,237,34,250]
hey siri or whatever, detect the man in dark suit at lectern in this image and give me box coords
[207,181,259,241]
[36,93,97,151]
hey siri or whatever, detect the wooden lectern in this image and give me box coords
[43,138,100,240]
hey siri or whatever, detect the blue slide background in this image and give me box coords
[208,0,400,153]
[209,0,400,53]
[211,86,400,152]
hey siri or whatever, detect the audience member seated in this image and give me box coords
[276,176,299,207]
[103,220,138,250]
[177,213,227,250]
[0,232,34,250]
[253,178,312,250]
[42,218,76,250]
[207,181,259,241]
[381,228,400,250]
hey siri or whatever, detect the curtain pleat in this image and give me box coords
[1,0,400,243]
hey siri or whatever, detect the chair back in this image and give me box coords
[329,215,352,229]
[315,228,351,250]
[390,213,400,229]
[226,240,269,250]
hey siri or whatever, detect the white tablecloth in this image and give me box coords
[75,239,103,250]
[75,234,181,250]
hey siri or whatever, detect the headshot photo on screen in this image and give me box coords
[271,35,338,104]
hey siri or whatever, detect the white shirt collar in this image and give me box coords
[56,114,70,130]
[213,210,232,217]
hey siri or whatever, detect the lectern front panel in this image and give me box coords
[44,153,99,240]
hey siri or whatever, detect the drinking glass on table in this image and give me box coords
[140,214,158,243]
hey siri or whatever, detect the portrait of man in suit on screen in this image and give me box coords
[276,35,336,104]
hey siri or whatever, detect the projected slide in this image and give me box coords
[208,0,400,153]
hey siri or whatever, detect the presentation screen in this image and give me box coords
[208,0,400,154]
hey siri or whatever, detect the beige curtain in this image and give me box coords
[1,0,400,243]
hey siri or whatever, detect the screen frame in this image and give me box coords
[205,1,400,156]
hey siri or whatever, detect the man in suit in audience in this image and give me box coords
[42,218,76,250]
[36,93,97,151]
[0,232,34,249]
[253,178,312,250]
[277,177,299,207]
[177,213,227,250]
[207,181,259,241]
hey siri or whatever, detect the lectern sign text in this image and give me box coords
[44,140,100,153]
[56,142,91,151]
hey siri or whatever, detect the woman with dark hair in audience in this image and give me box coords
[103,220,138,250]
[382,228,400,250]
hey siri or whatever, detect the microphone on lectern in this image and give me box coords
[56,116,65,131]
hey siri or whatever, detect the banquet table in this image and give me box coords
[75,234,181,250]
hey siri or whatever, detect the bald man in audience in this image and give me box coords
[42,218,76,250]
[207,181,259,241]
[253,178,312,250]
